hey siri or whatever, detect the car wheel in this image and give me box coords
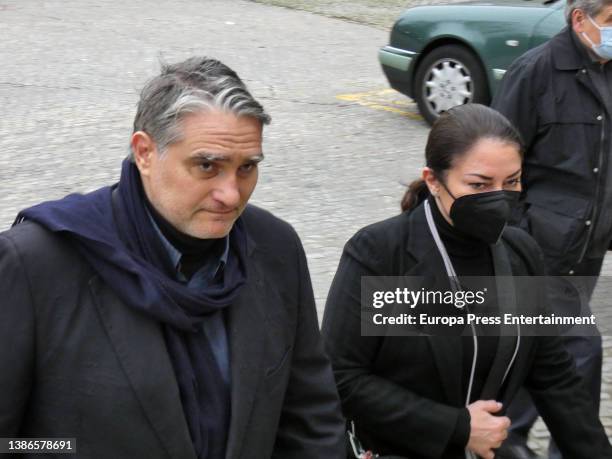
[413,44,489,125]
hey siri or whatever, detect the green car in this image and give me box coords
[379,0,565,124]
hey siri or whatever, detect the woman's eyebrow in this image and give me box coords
[465,173,493,180]
[464,168,522,180]
[506,168,522,178]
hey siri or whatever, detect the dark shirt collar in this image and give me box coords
[144,195,225,255]
[145,207,229,280]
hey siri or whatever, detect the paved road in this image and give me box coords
[1,0,610,454]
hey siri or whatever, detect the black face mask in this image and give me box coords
[441,183,520,244]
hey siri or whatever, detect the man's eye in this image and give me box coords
[239,163,257,173]
[194,161,218,178]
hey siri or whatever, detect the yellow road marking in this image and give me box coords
[336,88,423,121]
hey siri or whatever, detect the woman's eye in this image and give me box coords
[506,178,521,186]
[469,183,486,190]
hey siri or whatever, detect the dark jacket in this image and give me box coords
[492,27,611,275]
[321,204,611,459]
[0,204,346,459]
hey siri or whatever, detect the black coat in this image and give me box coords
[321,204,611,459]
[0,204,346,459]
[492,27,612,275]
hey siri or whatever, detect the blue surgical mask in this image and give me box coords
[582,15,612,61]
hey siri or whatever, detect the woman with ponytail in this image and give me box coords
[322,104,612,459]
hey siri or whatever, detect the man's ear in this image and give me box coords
[572,8,587,33]
[131,131,157,177]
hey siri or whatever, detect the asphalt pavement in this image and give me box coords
[1,0,610,454]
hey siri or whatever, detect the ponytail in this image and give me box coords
[401,179,430,212]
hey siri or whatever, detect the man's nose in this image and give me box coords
[213,174,241,207]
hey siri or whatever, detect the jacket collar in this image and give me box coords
[243,205,258,257]
[404,203,442,263]
[550,27,603,122]
[552,26,593,70]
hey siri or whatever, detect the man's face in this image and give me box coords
[573,5,612,57]
[132,110,263,239]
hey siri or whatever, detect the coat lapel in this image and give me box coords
[480,242,520,400]
[405,205,464,406]
[479,334,518,400]
[88,275,197,459]
[224,235,267,459]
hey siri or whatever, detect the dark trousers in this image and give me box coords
[507,257,604,459]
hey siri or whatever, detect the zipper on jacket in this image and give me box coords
[576,111,606,265]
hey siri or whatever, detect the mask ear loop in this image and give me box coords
[587,14,602,30]
[581,15,602,47]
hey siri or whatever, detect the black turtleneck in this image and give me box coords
[144,197,226,280]
[429,196,501,449]
[429,195,493,276]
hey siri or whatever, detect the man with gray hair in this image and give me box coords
[492,0,612,458]
[0,56,346,458]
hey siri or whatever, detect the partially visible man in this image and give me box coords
[492,1,612,457]
[0,57,346,459]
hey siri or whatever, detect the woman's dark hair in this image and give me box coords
[401,104,524,212]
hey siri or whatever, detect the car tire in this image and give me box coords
[413,44,489,125]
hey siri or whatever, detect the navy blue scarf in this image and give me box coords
[16,159,248,459]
